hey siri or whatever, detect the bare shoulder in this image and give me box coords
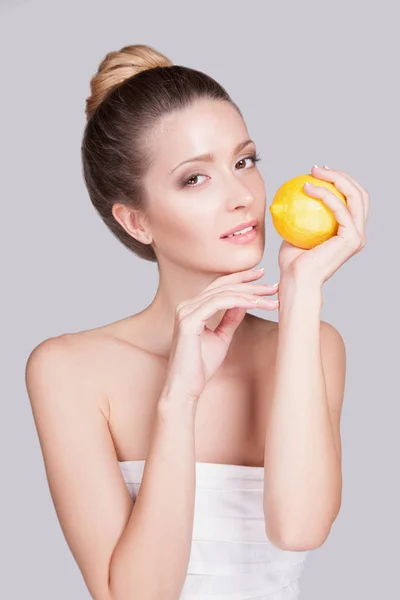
[25,317,157,420]
[245,314,344,359]
[24,326,153,600]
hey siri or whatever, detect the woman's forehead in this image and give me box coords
[149,102,248,172]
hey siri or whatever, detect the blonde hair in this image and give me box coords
[85,44,173,121]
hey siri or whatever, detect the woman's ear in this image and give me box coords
[112,204,153,244]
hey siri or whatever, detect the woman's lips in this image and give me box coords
[220,224,258,244]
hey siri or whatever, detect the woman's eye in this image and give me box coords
[182,153,261,189]
[184,174,207,187]
[236,155,260,170]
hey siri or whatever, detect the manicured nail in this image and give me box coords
[312,164,320,169]
[272,282,279,287]
[322,165,330,169]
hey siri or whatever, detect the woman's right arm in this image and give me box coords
[109,384,198,600]
[25,336,199,600]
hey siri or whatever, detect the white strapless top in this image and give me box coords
[118,460,309,600]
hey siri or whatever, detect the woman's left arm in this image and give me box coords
[263,276,345,552]
[263,165,369,552]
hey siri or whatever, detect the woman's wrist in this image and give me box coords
[158,380,199,414]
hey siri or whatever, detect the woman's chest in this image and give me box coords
[103,322,277,467]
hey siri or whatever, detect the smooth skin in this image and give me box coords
[25,100,367,599]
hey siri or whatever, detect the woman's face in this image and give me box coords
[142,99,267,274]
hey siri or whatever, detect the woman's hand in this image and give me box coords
[164,268,279,402]
[277,165,370,286]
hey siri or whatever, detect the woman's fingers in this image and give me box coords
[205,267,267,291]
[176,292,278,335]
[178,283,278,309]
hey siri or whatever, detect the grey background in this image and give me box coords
[1,0,399,598]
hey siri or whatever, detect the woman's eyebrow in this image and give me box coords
[169,139,255,174]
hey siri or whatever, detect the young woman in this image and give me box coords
[25,44,369,600]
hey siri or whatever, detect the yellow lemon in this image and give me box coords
[269,174,347,249]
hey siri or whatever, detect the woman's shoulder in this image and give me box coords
[26,315,158,415]
[37,313,156,361]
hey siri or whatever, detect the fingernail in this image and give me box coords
[322,165,330,169]
[312,164,320,169]
[255,267,264,272]
[272,282,279,287]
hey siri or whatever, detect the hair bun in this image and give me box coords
[85,44,173,121]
